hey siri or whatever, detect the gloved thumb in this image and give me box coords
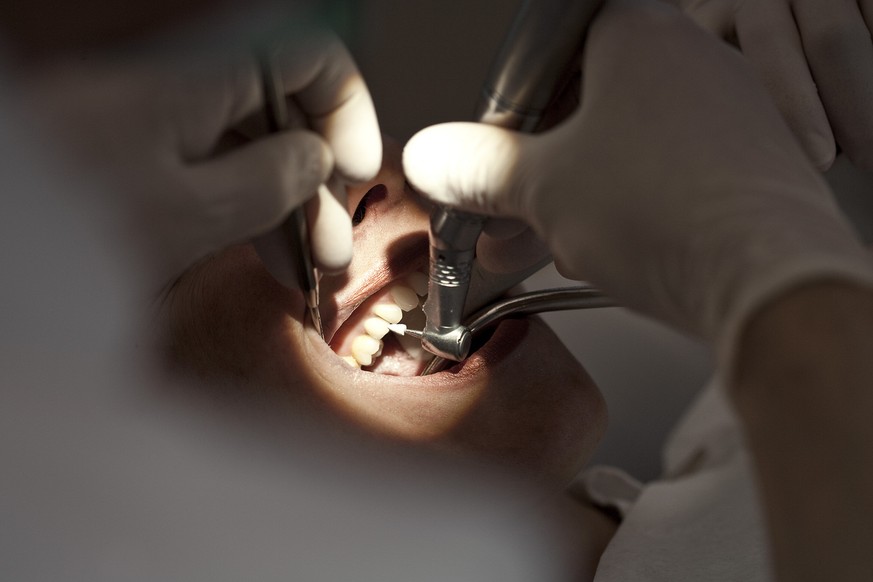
[403,122,536,219]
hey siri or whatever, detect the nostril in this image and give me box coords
[352,184,388,226]
[365,183,389,202]
[351,200,366,226]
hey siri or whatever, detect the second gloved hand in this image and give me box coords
[28,29,381,289]
[662,0,873,171]
[403,0,873,369]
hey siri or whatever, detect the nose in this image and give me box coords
[346,175,430,281]
[318,137,430,317]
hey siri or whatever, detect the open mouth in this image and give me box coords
[316,158,526,379]
[325,268,435,376]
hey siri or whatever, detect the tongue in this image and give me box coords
[367,334,429,376]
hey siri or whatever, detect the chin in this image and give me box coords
[300,311,606,483]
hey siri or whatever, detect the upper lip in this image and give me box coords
[322,235,428,343]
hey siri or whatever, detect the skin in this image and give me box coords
[162,137,608,487]
[734,282,873,582]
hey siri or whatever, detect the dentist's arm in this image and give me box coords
[735,281,873,582]
[403,0,873,578]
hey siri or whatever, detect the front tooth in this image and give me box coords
[373,303,403,324]
[391,285,419,311]
[351,335,382,366]
[406,272,429,296]
[363,317,390,339]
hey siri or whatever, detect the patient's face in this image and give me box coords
[164,137,606,483]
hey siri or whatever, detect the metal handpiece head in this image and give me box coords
[421,207,485,361]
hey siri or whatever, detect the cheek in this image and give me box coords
[442,323,607,483]
[166,244,310,386]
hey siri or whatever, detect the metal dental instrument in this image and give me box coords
[421,0,605,362]
[257,54,324,338]
[392,285,615,376]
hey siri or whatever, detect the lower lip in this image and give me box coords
[310,317,532,388]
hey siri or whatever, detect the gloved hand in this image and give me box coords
[662,0,873,171]
[404,0,873,369]
[29,30,381,287]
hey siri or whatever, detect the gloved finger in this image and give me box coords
[862,0,873,37]
[475,228,552,275]
[858,1,873,74]
[404,123,551,281]
[219,88,352,271]
[306,175,353,273]
[217,32,381,184]
[276,33,382,185]
[672,0,736,39]
[403,122,537,219]
[183,129,332,253]
[482,217,529,239]
[793,0,873,170]
[735,0,835,169]
[479,219,551,278]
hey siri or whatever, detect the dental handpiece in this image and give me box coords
[420,208,486,361]
[421,0,606,362]
[394,285,615,375]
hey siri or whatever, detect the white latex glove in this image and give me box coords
[28,30,381,286]
[404,0,873,369]
[662,0,873,171]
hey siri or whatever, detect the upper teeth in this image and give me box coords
[372,303,403,324]
[390,286,419,311]
[343,273,429,369]
[363,317,390,339]
[406,271,429,296]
